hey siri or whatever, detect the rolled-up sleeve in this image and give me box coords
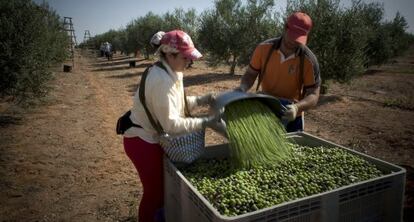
[146,70,204,136]
[186,95,198,112]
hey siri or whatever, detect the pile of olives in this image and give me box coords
[180,145,384,216]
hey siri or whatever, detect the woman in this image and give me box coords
[123,30,219,222]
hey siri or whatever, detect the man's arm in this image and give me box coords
[283,85,320,122]
[237,66,260,92]
[295,85,320,113]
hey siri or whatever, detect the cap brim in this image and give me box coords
[182,48,202,60]
[287,29,308,45]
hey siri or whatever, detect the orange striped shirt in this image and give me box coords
[250,38,321,102]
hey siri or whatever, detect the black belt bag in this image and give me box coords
[116,110,141,135]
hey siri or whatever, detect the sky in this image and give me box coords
[34,0,414,44]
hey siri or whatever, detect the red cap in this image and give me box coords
[160,30,202,60]
[286,12,313,45]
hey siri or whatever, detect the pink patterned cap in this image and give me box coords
[160,30,202,60]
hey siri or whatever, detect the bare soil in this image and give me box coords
[1,46,413,221]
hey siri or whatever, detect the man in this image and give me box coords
[99,42,105,57]
[104,42,112,60]
[236,12,321,132]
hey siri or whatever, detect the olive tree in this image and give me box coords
[0,0,68,99]
[126,12,164,58]
[162,8,199,43]
[286,0,413,86]
[198,0,278,75]
[287,0,367,83]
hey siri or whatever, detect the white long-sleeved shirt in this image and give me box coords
[123,59,204,143]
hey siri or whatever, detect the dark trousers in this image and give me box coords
[286,115,304,132]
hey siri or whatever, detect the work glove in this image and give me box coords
[209,119,228,138]
[234,83,248,92]
[196,93,215,106]
[282,104,298,122]
[201,114,221,129]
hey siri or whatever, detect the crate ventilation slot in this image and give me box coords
[259,200,321,221]
[188,188,214,221]
[339,180,392,202]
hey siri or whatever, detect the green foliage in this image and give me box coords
[84,0,414,83]
[198,0,278,74]
[127,12,164,58]
[287,0,366,82]
[356,4,412,66]
[387,12,412,57]
[86,8,200,59]
[84,29,126,53]
[162,8,199,40]
[287,0,413,83]
[0,0,68,99]
[357,2,391,66]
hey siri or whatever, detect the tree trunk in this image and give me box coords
[230,55,237,75]
[144,48,150,60]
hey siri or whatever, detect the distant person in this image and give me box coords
[104,42,112,60]
[123,30,221,222]
[236,12,321,132]
[99,43,105,57]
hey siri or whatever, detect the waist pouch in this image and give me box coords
[116,110,141,135]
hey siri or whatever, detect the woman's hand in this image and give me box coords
[196,93,216,106]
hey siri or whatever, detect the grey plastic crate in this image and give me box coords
[164,132,406,222]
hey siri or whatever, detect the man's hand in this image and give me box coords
[282,104,298,122]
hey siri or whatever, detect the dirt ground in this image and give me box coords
[1,46,413,222]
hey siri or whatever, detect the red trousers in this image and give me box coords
[124,137,164,222]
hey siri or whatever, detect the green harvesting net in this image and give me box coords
[224,99,293,169]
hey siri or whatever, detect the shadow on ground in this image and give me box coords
[0,115,21,127]
[106,72,142,79]
[184,72,240,87]
[92,58,146,67]
[92,62,152,72]
[317,95,342,106]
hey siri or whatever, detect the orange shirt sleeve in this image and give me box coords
[249,45,263,72]
[303,59,321,88]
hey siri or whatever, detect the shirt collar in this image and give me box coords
[160,58,183,82]
[277,46,302,63]
[278,50,295,63]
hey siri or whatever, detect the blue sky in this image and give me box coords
[34,0,414,43]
